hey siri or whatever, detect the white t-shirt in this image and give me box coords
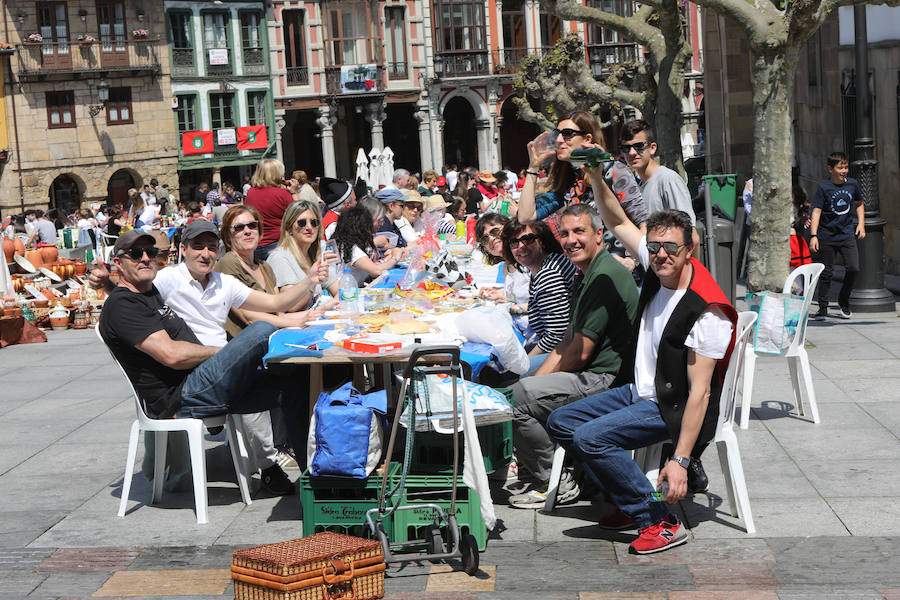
[153,263,252,346]
[631,237,734,403]
[394,216,419,244]
[445,170,458,192]
[266,246,324,307]
[348,244,372,285]
[139,205,159,226]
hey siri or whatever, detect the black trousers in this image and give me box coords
[813,237,859,309]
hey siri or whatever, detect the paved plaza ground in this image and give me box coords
[1,289,898,599]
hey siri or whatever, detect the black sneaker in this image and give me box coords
[812,306,828,320]
[838,304,852,319]
[261,464,296,496]
[687,458,708,493]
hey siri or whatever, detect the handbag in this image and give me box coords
[306,382,386,478]
[745,291,805,354]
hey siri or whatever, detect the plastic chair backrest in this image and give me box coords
[781,263,824,350]
[719,311,758,427]
[95,325,154,425]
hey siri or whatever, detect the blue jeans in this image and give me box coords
[179,321,281,419]
[546,385,671,529]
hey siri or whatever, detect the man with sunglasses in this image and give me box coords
[98,223,332,496]
[546,177,737,554]
[619,120,695,228]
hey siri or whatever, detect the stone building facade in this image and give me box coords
[0,0,177,217]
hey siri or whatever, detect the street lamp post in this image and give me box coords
[849,6,895,313]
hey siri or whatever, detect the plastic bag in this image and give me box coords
[455,305,529,374]
[400,372,513,432]
[745,291,804,354]
[306,382,387,478]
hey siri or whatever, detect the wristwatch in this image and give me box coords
[670,455,690,469]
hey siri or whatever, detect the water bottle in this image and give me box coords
[569,148,613,169]
[338,268,359,318]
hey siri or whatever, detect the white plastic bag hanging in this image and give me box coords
[455,305,529,374]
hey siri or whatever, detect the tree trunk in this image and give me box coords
[746,47,800,292]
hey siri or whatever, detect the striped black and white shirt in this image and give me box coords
[528,253,581,353]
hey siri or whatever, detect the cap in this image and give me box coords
[436,176,447,187]
[401,189,424,205]
[478,171,496,183]
[320,177,352,211]
[181,219,220,243]
[112,230,156,257]
[375,187,406,205]
[423,194,450,212]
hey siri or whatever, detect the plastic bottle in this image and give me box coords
[455,219,466,240]
[569,148,613,169]
[338,268,359,318]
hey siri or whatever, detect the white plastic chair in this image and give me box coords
[99,231,118,262]
[96,327,253,524]
[740,262,824,429]
[545,311,759,534]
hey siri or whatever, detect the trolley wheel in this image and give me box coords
[426,523,444,562]
[459,534,479,576]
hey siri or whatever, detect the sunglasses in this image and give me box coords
[480,227,503,246]
[509,233,539,249]
[232,221,258,233]
[553,127,588,141]
[405,204,423,212]
[620,141,650,154]
[646,240,686,255]
[118,246,160,260]
[295,218,319,229]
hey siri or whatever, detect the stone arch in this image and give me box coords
[106,167,142,207]
[48,173,87,215]
[438,88,490,123]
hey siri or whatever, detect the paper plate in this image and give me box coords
[39,267,62,282]
[13,253,36,273]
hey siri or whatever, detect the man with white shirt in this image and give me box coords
[98,224,330,496]
[546,174,737,555]
[388,169,410,190]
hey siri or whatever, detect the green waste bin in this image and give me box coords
[701,174,737,220]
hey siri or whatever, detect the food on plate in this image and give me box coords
[383,319,432,335]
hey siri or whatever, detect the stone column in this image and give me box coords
[316,104,338,178]
[475,119,492,172]
[212,166,222,186]
[274,114,287,163]
[365,101,387,150]
[488,86,501,171]
[524,0,537,52]
[414,100,434,170]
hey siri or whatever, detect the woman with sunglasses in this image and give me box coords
[474,214,532,336]
[266,200,340,311]
[333,205,403,285]
[501,220,579,360]
[517,111,647,261]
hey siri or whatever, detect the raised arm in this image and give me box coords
[585,165,643,257]
[517,142,556,222]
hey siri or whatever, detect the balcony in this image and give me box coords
[587,42,639,77]
[324,65,385,96]
[172,47,195,77]
[15,38,161,78]
[242,45,266,76]
[493,47,529,75]
[385,61,407,80]
[434,51,490,78]
[287,65,309,86]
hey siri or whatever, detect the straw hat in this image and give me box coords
[477,171,496,183]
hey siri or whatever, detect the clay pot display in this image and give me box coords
[2,238,13,263]
[24,249,44,269]
[40,245,58,264]
[73,260,86,276]
[13,238,25,257]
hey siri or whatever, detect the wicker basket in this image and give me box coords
[232,532,385,600]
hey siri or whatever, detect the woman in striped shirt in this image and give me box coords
[501,220,580,359]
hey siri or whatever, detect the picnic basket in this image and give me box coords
[232,532,386,600]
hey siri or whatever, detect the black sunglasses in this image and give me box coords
[646,240,686,255]
[620,141,650,154]
[118,246,160,260]
[479,227,503,246]
[553,127,588,141]
[509,233,539,249]
[232,221,258,233]
[295,218,320,229]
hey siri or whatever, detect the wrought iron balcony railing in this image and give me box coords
[385,61,407,80]
[587,42,639,77]
[286,65,309,86]
[434,50,490,78]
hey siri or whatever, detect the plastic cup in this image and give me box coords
[532,130,559,154]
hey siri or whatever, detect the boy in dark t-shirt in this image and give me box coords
[810,151,866,319]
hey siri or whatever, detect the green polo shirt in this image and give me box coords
[571,248,639,374]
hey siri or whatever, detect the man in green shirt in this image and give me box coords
[509,204,639,508]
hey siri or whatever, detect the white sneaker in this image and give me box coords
[274,449,299,470]
[509,472,580,509]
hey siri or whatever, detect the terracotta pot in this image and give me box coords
[2,238,14,263]
[50,316,69,330]
[74,261,86,276]
[13,238,25,257]
[24,249,43,269]
[40,245,58,264]
[33,298,49,308]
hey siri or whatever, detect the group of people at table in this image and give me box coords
[93,112,736,556]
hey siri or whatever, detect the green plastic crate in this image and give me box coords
[407,387,513,475]
[299,463,398,539]
[389,468,488,551]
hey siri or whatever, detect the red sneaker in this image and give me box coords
[628,516,688,554]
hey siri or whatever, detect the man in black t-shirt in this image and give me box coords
[99,230,279,420]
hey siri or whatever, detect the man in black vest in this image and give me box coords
[547,173,737,555]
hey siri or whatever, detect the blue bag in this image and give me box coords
[307,382,387,478]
